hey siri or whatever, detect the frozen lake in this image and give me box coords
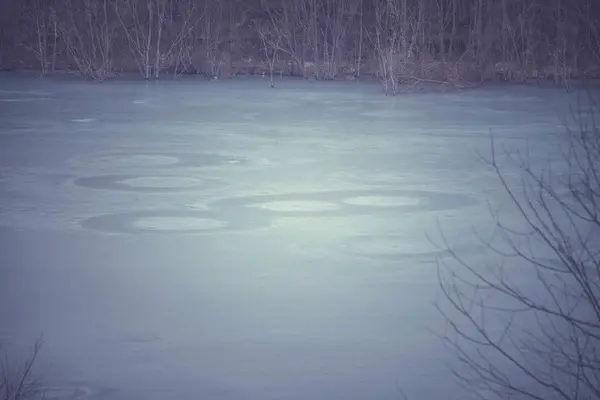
[0,73,586,399]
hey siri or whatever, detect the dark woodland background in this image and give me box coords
[1,0,599,91]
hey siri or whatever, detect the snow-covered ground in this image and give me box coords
[0,72,588,399]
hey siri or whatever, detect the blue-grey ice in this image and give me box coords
[0,72,592,400]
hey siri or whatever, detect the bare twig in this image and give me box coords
[437,91,600,399]
[0,339,43,400]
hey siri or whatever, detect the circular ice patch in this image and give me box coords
[0,97,49,102]
[120,176,202,189]
[79,209,270,234]
[133,216,227,231]
[341,195,420,207]
[104,154,180,167]
[248,200,340,212]
[208,189,476,218]
[72,174,223,193]
[67,152,246,171]
[66,153,181,170]
[40,385,93,400]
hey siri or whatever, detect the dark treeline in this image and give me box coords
[1,0,599,92]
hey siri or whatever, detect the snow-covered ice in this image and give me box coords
[0,72,591,399]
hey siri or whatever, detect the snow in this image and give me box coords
[0,72,592,399]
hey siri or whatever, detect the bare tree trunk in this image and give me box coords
[50,0,58,73]
[357,0,363,78]
[153,0,165,79]
[449,0,457,57]
[256,21,280,87]
[145,0,153,79]
[436,0,449,62]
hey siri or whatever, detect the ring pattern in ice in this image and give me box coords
[72,174,225,193]
[66,151,247,171]
[78,189,477,235]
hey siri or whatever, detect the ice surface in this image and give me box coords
[0,72,594,399]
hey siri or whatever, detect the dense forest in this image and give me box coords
[1,0,599,92]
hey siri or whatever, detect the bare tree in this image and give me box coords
[368,0,398,94]
[116,0,190,80]
[434,0,453,63]
[58,0,116,80]
[0,0,28,70]
[47,0,60,74]
[23,0,55,76]
[256,21,280,87]
[0,0,595,86]
[368,0,422,94]
[323,0,359,80]
[1,340,43,400]
[157,0,199,78]
[115,0,151,79]
[578,0,600,73]
[168,20,195,78]
[437,92,600,399]
[167,0,200,78]
[260,0,305,78]
[355,0,364,79]
[194,0,224,79]
[538,0,572,88]
[465,0,490,79]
